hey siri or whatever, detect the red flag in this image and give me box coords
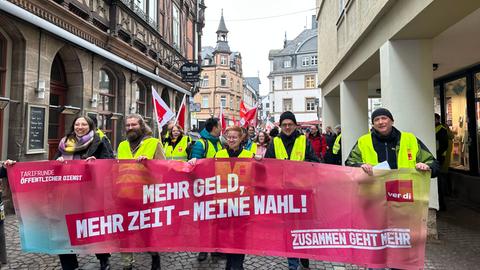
[151,87,175,130]
[239,101,257,127]
[175,94,187,130]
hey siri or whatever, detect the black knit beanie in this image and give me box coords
[371,108,394,123]
[280,111,297,125]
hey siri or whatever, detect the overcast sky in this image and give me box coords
[202,0,316,96]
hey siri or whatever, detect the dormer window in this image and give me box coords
[283,60,291,68]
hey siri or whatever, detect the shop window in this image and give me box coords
[445,77,469,170]
[434,85,441,115]
[475,72,480,173]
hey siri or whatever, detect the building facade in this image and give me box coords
[0,0,204,212]
[268,17,321,125]
[194,12,243,129]
[316,0,480,206]
[243,77,260,109]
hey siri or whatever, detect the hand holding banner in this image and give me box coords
[7,159,430,269]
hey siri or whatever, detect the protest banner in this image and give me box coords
[7,159,430,269]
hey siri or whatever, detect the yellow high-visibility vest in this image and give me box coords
[117,137,159,159]
[215,149,253,158]
[273,135,306,161]
[249,143,257,154]
[332,134,342,154]
[198,139,223,158]
[164,136,191,161]
[357,132,418,168]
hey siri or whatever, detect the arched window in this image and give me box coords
[135,81,147,116]
[98,68,117,144]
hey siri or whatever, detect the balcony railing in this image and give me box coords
[119,0,157,29]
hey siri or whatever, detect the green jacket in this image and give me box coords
[345,127,439,178]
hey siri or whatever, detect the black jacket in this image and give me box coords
[264,130,320,162]
[54,134,115,160]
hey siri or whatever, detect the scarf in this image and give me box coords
[58,130,95,160]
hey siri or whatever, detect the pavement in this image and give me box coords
[1,199,480,270]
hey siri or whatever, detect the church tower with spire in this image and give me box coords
[195,10,245,128]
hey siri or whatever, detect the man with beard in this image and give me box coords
[117,114,165,270]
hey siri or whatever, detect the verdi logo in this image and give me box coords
[385,180,413,202]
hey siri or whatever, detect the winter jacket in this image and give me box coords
[264,130,320,162]
[308,133,327,159]
[54,133,115,160]
[190,128,222,159]
[345,127,439,178]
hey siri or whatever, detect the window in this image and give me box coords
[135,82,147,116]
[302,57,310,66]
[283,60,291,68]
[202,95,209,108]
[0,33,6,96]
[229,95,233,109]
[311,55,317,65]
[266,102,270,108]
[282,76,292,89]
[172,4,180,49]
[305,75,316,88]
[445,77,468,171]
[220,74,227,87]
[283,98,292,112]
[339,0,345,16]
[136,0,157,26]
[221,56,227,65]
[306,98,316,111]
[220,95,227,107]
[230,78,233,88]
[202,75,209,87]
[203,59,210,65]
[98,68,117,145]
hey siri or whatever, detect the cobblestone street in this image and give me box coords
[2,200,480,270]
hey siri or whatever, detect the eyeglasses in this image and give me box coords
[281,123,295,128]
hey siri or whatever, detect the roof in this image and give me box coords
[216,12,229,33]
[270,28,317,57]
[244,77,261,92]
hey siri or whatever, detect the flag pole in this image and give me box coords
[151,86,163,139]
[174,93,187,125]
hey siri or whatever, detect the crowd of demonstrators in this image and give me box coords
[54,115,114,270]
[307,124,327,161]
[2,107,443,270]
[163,124,191,161]
[116,114,165,270]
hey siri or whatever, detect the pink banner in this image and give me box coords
[7,159,430,269]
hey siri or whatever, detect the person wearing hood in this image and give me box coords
[264,111,319,270]
[345,108,439,178]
